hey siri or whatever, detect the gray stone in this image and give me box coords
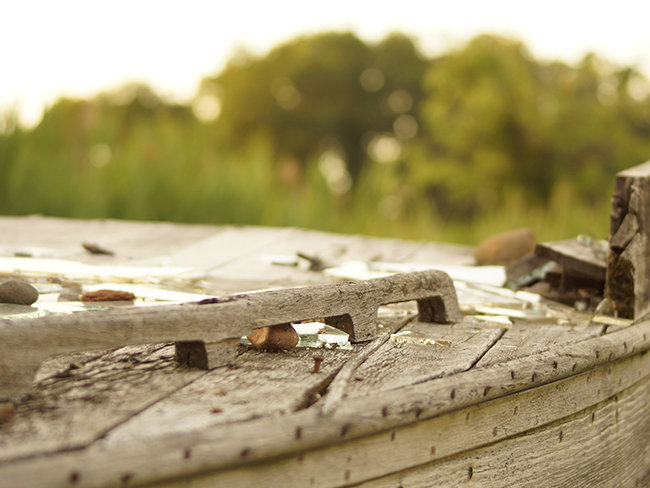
[0,280,39,305]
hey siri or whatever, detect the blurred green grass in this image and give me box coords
[0,103,611,245]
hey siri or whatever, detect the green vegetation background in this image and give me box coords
[2,32,650,244]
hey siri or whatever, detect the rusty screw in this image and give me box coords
[312,355,324,374]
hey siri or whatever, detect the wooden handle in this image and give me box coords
[0,270,461,400]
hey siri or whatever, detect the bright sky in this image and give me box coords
[2,0,650,127]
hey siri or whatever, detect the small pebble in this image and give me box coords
[0,280,39,305]
[82,242,114,256]
[81,290,135,302]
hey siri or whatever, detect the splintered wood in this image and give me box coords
[606,160,650,319]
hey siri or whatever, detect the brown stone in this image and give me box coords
[247,324,299,350]
[81,290,135,302]
[474,229,535,265]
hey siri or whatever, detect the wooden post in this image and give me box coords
[606,160,650,320]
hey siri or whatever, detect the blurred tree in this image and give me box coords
[414,34,650,219]
[3,32,650,243]
[200,31,428,186]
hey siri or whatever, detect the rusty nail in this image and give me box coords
[0,402,15,426]
[312,355,324,374]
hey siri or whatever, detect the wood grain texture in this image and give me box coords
[0,270,461,400]
[360,375,649,488]
[0,217,648,488]
[0,216,218,263]
[1,320,646,487]
[345,322,505,397]
[607,159,650,319]
[3,345,645,487]
[476,321,605,367]
[320,315,415,416]
[100,346,357,447]
[0,343,204,463]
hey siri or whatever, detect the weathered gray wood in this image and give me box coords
[1,318,645,487]
[0,343,205,463]
[320,315,415,416]
[359,376,648,488]
[476,321,605,367]
[1,341,646,487]
[97,346,357,447]
[0,216,648,488]
[0,270,462,400]
[606,159,650,320]
[344,322,505,397]
[0,215,218,263]
[534,238,607,281]
[147,226,471,293]
[174,339,240,369]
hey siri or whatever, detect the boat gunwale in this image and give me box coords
[1,317,648,486]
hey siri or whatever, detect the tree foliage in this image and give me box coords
[204,31,428,182]
[413,35,650,218]
[1,32,650,243]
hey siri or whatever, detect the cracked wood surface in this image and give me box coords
[0,216,648,487]
[344,322,506,397]
[0,269,461,399]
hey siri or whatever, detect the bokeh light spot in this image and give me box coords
[360,68,384,92]
[627,75,650,101]
[387,89,413,113]
[271,78,301,110]
[393,114,418,139]
[89,143,112,168]
[367,134,402,163]
[318,149,352,195]
[192,94,221,122]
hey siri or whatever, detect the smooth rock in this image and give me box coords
[474,228,535,265]
[247,324,299,350]
[0,280,39,305]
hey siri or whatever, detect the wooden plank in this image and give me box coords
[149,226,296,271]
[0,215,217,263]
[0,343,204,463]
[200,228,469,293]
[384,240,474,267]
[360,375,648,488]
[0,315,407,463]
[2,344,645,487]
[345,322,505,396]
[99,346,356,447]
[534,238,607,281]
[476,321,605,367]
[320,315,414,416]
[0,270,461,400]
[1,320,646,487]
[0,217,647,487]
[606,159,650,319]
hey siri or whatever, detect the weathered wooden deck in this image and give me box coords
[0,216,648,487]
